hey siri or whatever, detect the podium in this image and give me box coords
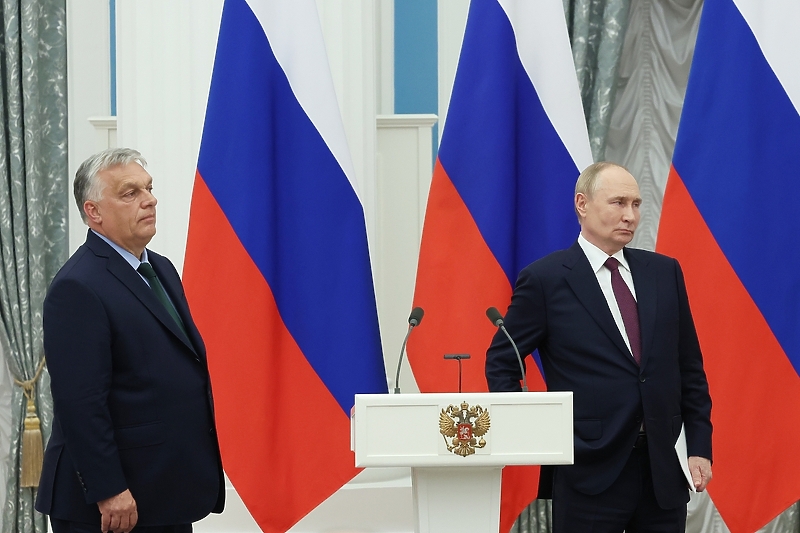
[352,392,573,533]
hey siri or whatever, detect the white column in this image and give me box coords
[66,0,113,252]
[375,114,437,393]
[437,0,470,142]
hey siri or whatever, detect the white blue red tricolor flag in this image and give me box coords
[183,0,387,531]
[658,0,800,531]
[408,0,592,530]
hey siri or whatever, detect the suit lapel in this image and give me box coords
[625,248,657,370]
[87,232,197,354]
[563,242,633,360]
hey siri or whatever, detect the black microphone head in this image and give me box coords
[408,307,424,327]
[486,306,504,327]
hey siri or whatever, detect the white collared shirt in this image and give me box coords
[91,229,151,286]
[577,233,637,355]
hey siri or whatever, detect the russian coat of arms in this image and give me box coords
[439,401,491,457]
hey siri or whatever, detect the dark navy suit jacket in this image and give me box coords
[486,241,712,509]
[36,230,225,525]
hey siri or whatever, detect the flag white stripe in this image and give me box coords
[244,0,361,202]
[734,0,800,115]
[497,0,594,171]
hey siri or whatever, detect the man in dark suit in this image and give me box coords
[486,162,712,532]
[37,148,224,533]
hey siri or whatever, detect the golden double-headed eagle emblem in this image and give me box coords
[439,401,491,457]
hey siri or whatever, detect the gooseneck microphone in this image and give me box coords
[394,307,424,393]
[486,307,528,392]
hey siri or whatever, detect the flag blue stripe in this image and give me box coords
[438,0,581,283]
[196,0,387,412]
[672,0,800,375]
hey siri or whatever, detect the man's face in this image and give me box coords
[84,163,157,258]
[576,166,641,255]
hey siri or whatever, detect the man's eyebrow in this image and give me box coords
[609,195,642,202]
[117,179,151,190]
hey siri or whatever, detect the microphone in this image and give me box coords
[409,307,424,327]
[394,307,424,393]
[486,306,504,327]
[486,306,528,392]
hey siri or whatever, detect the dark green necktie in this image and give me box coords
[137,262,187,335]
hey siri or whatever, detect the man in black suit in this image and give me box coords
[37,148,224,533]
[486,162,712,532]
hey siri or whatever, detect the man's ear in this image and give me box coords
[83,201,102,225]
[575,193,587,218]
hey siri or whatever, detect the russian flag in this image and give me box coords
[408,0,592,530]
[182,1,387,531]
[658,0,800,531]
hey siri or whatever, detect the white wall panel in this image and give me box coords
[437,0,469,142]
[376,0,395,115]
[115,0,223,273]
[67,0,113,252]
[375,114,437,394]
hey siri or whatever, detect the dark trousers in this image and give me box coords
[51,518,191,533]
[552,444,687,533]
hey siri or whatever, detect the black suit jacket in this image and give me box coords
[486,241,712,509]
[36,230,224,525]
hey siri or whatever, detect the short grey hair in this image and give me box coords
[74,148,148,223]
[574,161,629,220]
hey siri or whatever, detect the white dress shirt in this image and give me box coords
[577,233,637,356]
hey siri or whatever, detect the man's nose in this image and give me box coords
[621,205,635,221]
[143,190,157,206]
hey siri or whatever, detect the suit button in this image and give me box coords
[639,377,646,383]
[76,472,87,491]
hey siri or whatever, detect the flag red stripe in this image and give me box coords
[184,174,359,533]
[658,167,800,532]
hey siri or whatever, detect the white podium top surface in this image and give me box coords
[352,392,573,468]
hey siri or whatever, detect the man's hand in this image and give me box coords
[688,456,712,492]
[97,489,138,533]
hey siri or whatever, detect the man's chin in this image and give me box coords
[616,233,634,246]
[139,226,157,243]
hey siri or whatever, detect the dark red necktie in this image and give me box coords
[605,257,641,365]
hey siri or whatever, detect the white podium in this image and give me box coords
[352,392,573,533]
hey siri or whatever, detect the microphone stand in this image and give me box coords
[487,307,528,392]
[444,353,471,393]
[394,323,416,394]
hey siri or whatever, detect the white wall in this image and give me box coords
[67,0,114,250]
[114,1,223,273]
[437,1,470,141]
